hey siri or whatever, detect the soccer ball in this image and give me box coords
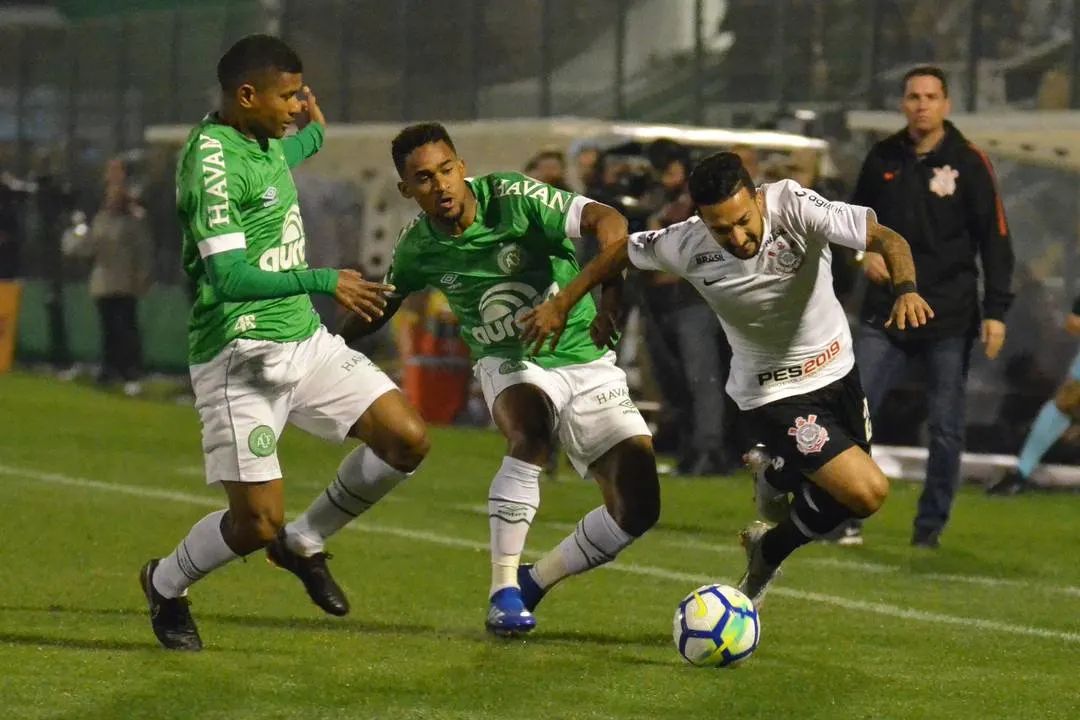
[672,584,761,668]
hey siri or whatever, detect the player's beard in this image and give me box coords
[730,239,759,259]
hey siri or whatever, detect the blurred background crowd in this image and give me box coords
[2,0,1079,481]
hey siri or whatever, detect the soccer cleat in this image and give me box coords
[744,445,790,524]
[736,521,783,608]
[986,469,1030,497]
[266,529,350,617]
[139,559,203,651]
[517,564,547,612]
[834,522,864,547]
[911,529,941,549]
[485,587,537,637]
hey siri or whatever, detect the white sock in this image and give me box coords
[530,506,633,590]
[152,510,239,599]
[286,446,410,556]
[488,456,541,596]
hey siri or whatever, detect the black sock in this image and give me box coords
[761,483,860,566]
[764,460,803,492]
[761,520,813,566]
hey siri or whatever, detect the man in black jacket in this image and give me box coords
[839,65,1015,548]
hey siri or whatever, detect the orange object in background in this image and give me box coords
[400,291,472,424]
[0,281,21,374]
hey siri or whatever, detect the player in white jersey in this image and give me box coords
[632,151,933,604]
[526,151,933,606]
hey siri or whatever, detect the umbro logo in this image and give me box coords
[261,186,278,207]
[440,273,458,285]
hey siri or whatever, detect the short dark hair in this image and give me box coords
[688,152,754,206]
[902,64,949,97]
[525,149,566,172]
[391,122,457,176]
[647,138,691,173]
[217,34,302,92]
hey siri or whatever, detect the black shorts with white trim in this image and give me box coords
[741,368,871,489]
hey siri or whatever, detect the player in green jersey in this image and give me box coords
[139,35,430,651]
[342,123,661,636]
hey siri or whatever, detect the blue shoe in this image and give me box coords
[485,587,537,637]
[517,564,547,612]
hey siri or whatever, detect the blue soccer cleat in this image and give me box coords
[486,586,537,637]
[517,563,547,613]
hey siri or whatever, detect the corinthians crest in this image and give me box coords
[763,233,803,275]
[788,414,829,455]
[929,165,959,197]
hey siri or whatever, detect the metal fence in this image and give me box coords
[3,0,1080,463]
[3,0,1077,180]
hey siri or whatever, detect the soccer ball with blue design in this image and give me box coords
[672,583,761,668]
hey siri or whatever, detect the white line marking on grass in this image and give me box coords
[3,464,1080,644]
[449,502,1080,596]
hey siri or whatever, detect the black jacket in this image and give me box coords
[852,121,1015,340]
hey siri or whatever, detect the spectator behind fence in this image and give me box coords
[63,157,153,395]
[524,148,571,192]
[0,175,24,279]
[573,144,600,194]
[637,140,736,476]
[835,65,1015,549]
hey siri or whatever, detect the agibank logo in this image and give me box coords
[471,281,557,345]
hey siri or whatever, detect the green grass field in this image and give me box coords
[1,372,1078,719]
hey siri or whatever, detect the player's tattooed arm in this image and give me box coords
[865,218,935,329]
[520,202,629,354]
[864,218,917,295]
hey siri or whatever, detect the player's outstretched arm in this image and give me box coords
[520,202,629,354]
[865,219,935,330]
[207,249,339,300]
[208,254,392,323]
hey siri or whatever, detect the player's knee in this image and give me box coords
[618,490,660,538]
[849,471,890,518]
[385,419,430,473]
[505,426,555,466]
[1054,380,1080,421]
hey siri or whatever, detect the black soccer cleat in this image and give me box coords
[139,559,203,651]
[986,469,1030,497]
[266,529,350,617]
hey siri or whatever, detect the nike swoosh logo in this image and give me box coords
[703,276,728,286]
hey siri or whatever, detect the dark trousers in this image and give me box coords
[855,323,973,535]
[96,295,143,383]
[644,301,733,466]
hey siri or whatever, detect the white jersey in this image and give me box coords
[628,179,873,410]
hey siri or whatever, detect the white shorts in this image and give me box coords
[473,351,652,477]
[190,326,398,485]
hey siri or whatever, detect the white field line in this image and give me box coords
[448,502,1080,597]
[3,464,1079,643]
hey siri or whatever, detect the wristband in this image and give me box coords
[893,281,917,296]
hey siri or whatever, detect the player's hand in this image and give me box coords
[295,86,326,130]
[590,309,620,351]
[1065,313,1080,336]
[862,251,891,285]
[885,292,934,330]
[981,318,1006,360]
[333,269,393,323]
[520,297,570,356]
